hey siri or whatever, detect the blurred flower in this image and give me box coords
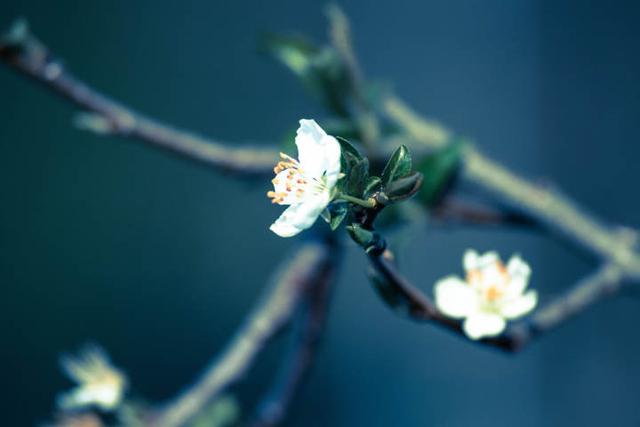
[268,119,341,237]
[57,345,127,412]
[434,249,537,340]
[43,413,103,427]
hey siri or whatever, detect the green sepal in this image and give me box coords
[326,203,348,230]
[416,140,464,208]
[346,224,385,254]
[346,224,375,247]
[381,145,412,186]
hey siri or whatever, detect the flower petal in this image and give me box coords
[322,135,342,189]
[463,249,500,271]
[462,249,480,271]
[434,276,478,318]
[463,312,506,340]
[506,255,532,296]
[295,119,341,181]
[500,290,537,319]
[269,193,329,237]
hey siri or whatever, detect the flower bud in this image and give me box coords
[384,172,423,202]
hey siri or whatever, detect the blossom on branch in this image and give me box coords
[268,119,341,237]
[434,250,537,340]
[57,345,127,412]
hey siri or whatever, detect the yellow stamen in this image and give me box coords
[485,286,503,302]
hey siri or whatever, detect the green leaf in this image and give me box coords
[416,141,463,208]
[327,204,348,230]
[364,176,382,196]
[337,136,364,162]
[381,145,412,186]
[337,137,369,197]
[261,33,350,116]
[261,33,319,76]
[345,158,369,198]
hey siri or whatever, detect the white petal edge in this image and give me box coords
[434,275,478,319]
[322,134,342,189]
[463,312,506,340]
[295,119,330,178]
[269,194,329,237]
[500,290,538,319]
[463,249,480,271]
[506,255,532,296]
[57,386,121,411]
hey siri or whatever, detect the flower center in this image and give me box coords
[467,262,510,303]
[267,153,327,205]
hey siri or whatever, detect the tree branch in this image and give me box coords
[431,197,538,229]
[367,243,626,352]
[383,96,640,281]
[0,20,277,176]
[149,239,336,427]
[251,256,335,427]
[326,4,380,149]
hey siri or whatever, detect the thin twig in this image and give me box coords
[150,240,335,427]
[0,20,277,176]
[368,245,625,352]
[432,197,537,229]
[251,255,336,427]
[383,95,640,280]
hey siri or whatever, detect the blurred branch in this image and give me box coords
[150,239,336,427]
[432,197,538,229]
[326,5,380,149]
[0,20,277,176]
[251,256,335,427]
[383,96,640,281]
[368,244,625,352]
[323,4,640,350]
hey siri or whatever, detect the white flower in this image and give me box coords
[268,119,341,237]
[44,413,103,427]
[434,249,538,340]
[57,345,127,412]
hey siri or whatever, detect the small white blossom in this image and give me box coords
[434,249,538,340]
[43,413,103,427]
[57,345,127,412]
[268,119,341,237]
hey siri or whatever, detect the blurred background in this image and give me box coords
[2,1,640,426]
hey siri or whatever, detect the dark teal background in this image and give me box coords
[2,1,640,426]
